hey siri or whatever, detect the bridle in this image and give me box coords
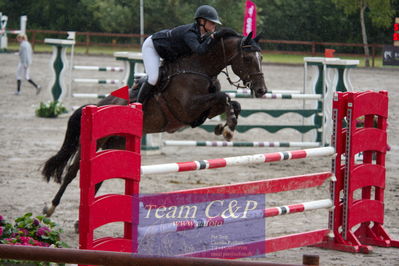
[220,37,264,90]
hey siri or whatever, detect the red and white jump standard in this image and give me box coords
[78,91,399,259]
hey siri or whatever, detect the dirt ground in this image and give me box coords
[0,51,399,265]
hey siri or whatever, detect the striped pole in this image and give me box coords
[138,199,332,237]
[141,146,335,175]
[73,65,124,72]
[73,78,122,84]
[226,92,322,100]
[163,140,320,148]
[72,93,108,99]
[223,89,301,94]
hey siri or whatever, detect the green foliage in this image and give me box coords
[259,0,359,43]
[333,0,394,27]
[0,213,68,265]
[81,0,140,33]
[35,101,68,118]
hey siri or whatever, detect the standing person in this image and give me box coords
[137,4,222,103]
[15,33,41,95]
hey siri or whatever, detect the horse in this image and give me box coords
[41,29,268,217]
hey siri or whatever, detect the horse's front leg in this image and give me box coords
[189,92,241,141]
[212,98,241,141]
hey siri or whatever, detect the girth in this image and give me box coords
[152,70,217,133]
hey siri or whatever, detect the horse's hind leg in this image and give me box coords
[43,152,81,217]
[43,136,118,217]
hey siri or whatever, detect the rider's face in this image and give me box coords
[204,20,216,32]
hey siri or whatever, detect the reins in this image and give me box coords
[220,36,264,90]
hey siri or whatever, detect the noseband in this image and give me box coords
[220,37,264,90]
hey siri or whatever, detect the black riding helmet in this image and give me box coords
[194,5,222,25]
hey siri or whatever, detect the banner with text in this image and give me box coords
[137,193,266,257]
[243,0,257,37]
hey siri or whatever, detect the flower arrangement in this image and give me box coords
[35,101,68,118]
[0,213,68,265]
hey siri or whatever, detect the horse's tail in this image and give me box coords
[42,105,86,183]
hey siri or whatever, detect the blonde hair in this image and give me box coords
[17,33,28,41]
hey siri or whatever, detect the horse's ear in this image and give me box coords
[243,32,253,44]
[253,32,262,43]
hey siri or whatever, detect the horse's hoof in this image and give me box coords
[74,220,79,234]
[223,128,234,141]
[43,204,55,217]
[214,124,224,135]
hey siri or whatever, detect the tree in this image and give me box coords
[80,0,140,33]
[332,0,394,67]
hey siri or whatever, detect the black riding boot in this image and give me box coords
[137,81,155,103]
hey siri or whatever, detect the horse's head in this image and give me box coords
[228,32,267,98]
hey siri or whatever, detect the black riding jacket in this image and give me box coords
[151,23,216,62]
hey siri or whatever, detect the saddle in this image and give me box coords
[130,62,221,132]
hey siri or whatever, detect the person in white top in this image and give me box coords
[15,33,41,95]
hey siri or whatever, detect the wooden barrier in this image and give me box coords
[0,245,316,266]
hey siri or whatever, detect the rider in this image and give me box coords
[137,5,222,103]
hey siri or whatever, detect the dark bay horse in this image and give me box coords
[42,29,267,217]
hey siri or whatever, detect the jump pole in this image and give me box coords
[73,78,122,84]
[72,93,108,99]
[73,65,124,72]
[227,92,322,100]
[138,199,333,236]
[163,140,320,148]
[224,88,301,94]
[141,146,334,175]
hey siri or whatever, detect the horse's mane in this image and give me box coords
[215,27,242,39]
[214,27,262,52]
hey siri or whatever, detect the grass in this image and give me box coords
[6,43,390,68]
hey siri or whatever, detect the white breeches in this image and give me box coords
[142,36,161,86]
[16,63,30,80]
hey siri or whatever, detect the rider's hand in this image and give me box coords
[213,31,224,40]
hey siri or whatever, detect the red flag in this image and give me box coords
[111,86,129,102]
[243,0,257,37]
